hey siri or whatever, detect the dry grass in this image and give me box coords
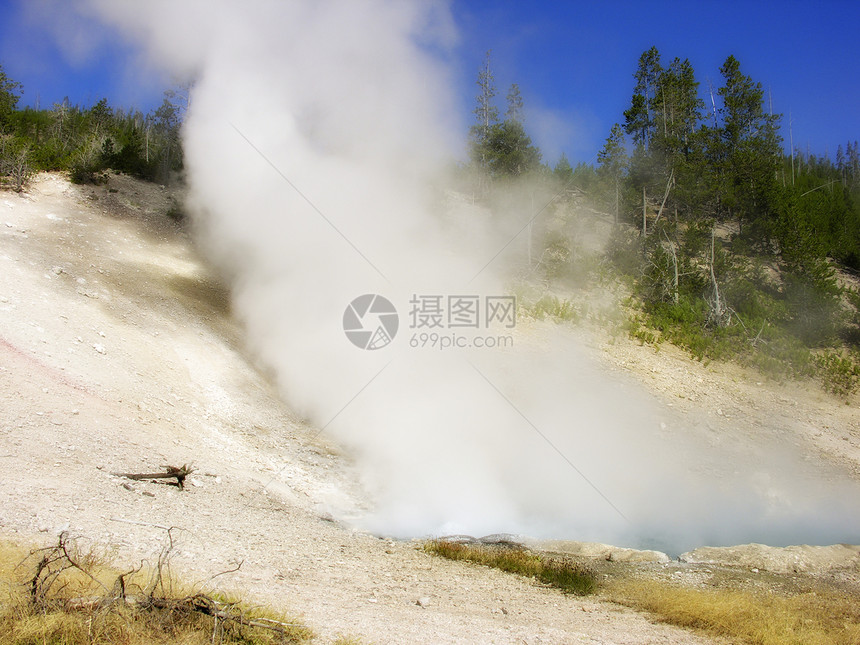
[424,540,596,596]
[0,536,313,645]
[605,578,860,645]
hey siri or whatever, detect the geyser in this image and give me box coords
[52,0,860,554]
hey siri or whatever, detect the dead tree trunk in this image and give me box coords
[642,186,647,236]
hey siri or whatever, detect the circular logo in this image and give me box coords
[343,294,399,350]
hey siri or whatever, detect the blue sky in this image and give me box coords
[1,0,858,166]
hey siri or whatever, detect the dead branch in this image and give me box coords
[200,560,244,591]
[18,529,310,641]
[652,169,675,228]
[660,229,680,305]
[22,532,110,606]
[145,526,179,597]
[142,594,309,635]
[112,464,194,489]
[707,229,730,327]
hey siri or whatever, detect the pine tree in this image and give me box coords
[598,124,628,224]
[623,47,662,148]
[0,63,23,133]
[477,120,541,178]
[505,83,524,124]
[471,51,498,142]
[715,55,782,234]
[553,153,573,183]
[651,58,704,219]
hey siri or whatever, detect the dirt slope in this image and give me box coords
[1,172,856,643]
[0,173,731,643]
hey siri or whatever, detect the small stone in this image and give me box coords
[123,483,134,491]
[142,491,155,497]
[416,596,431,608]
[93,343,106,354]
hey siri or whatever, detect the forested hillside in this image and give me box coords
[0,64,184,189]
[463,48,860,394]
[2,49,859,393]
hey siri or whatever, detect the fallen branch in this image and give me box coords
[144,594,309,635]
[112,464,194,489]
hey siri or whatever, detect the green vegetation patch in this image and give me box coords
[424,540,597,596]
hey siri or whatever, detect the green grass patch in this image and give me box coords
[424,540,596,596]
[526,294,582,322]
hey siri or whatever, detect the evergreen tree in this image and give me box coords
[0,63,23,132]
[553,153,573,184]
[476,120,541,178]
[470,50,499,165]
[651,58,704,218]
[505,83,524,124]
[623,47,662,148]
[716,55,782,235]
[598,124,628,224]
[469,63,541,179]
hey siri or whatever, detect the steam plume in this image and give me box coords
[56,0,860,553]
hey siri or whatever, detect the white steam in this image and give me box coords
[63,0,860,553]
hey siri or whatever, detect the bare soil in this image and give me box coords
[1,172,857,643]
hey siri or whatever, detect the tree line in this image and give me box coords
[0,63,185,190]
[2,52,858,390]
[465,48,860,393]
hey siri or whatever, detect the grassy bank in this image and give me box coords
[424,540,597,596]
[606,578,860,645]
[0,534,313,645]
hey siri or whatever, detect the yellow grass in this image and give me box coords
[0,536,313,645]
[605,578,860,645]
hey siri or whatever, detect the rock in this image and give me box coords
[679,543,860,574]
[416,596,431,608]
[478,533,526,548]
[528,540,670,564]
[608,547,671,564]
[436,534,477,544]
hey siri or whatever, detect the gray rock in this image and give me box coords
[436,534,477,544]
[679,543,860,574]
[527,540,670,563]
[478,533,526,548]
